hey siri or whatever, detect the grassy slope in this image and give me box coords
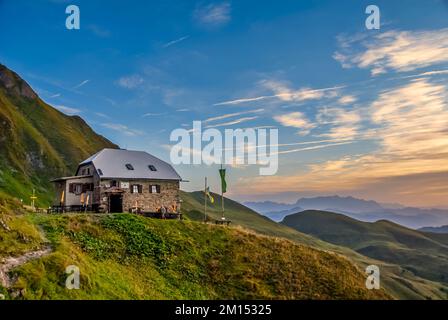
[282,210,448,288]
[182,192,448,299]
[0,210,389,300]
[181,191,327,248]
[0,64,117,206]
[0,192,445,299]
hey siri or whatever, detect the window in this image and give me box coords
[87,168,90,175]
[111,180,118,187]
[69,183,83,194]
[150,185,161,194]
[148,165,157,172]
[131,184,142,194]
[74,184,82,195]
[126,164,134,170]
[97,169,103,176]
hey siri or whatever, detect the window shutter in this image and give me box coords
[138,185,143,193]
[156,185,161,193]
[130,184,134,193]
[69,183,74,193]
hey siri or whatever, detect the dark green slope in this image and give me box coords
[0,64,117,204]
[282,210,448,285]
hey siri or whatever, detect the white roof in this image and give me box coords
[79,148,181,181]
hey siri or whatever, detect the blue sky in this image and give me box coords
[1,0,448,206]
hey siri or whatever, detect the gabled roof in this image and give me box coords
[78,148,181,181]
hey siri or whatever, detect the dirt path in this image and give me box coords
[0,246,52,288]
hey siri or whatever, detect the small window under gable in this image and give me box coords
[97,169,103,176]
[148,165,157,172]
[126,164,134,170]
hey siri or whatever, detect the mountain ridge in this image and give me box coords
[0,64,118,204]
[245,195,448,228]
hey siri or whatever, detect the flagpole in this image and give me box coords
[221,165,225,220]
[204,177,207,223]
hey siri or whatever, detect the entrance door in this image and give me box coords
[109,194,123,213]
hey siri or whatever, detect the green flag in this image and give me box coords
[219,168,227,193]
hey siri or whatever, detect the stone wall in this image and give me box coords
[99,179,180,213]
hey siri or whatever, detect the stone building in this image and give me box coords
[52,148,182,213]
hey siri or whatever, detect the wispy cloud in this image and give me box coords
[214,81,343,106]
[274,112,315,136]
[101,123,144,136]
[214,95,270,106]
[176,108,190,112]
[338,95,357,105]
[142,112,167,118]
[317,107,362,140]
[73,79,90,89]
[235,77,448,206]
[95,112,110,119]
[54,105,82,115]
[117,75,144,89]
[402,69,448,79]
[204,116,259,128]
[49,93,61,98]
[277,141,355,155]
[163,35,190,48]
[334,28,448,75]
[204,108,264,123]
[194,2,231,27]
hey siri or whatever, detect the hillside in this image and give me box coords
[282,210,448,285]
[0,193,446,299]
[0,204,389,299]
[182,192,448,299]
[0,64,117,205]
[181,191,327,248]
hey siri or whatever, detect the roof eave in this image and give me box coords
[50,175,94,182]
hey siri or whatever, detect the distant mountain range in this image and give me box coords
[244,196,448,228]
[282,210,448,286]
[419,225,448,234]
